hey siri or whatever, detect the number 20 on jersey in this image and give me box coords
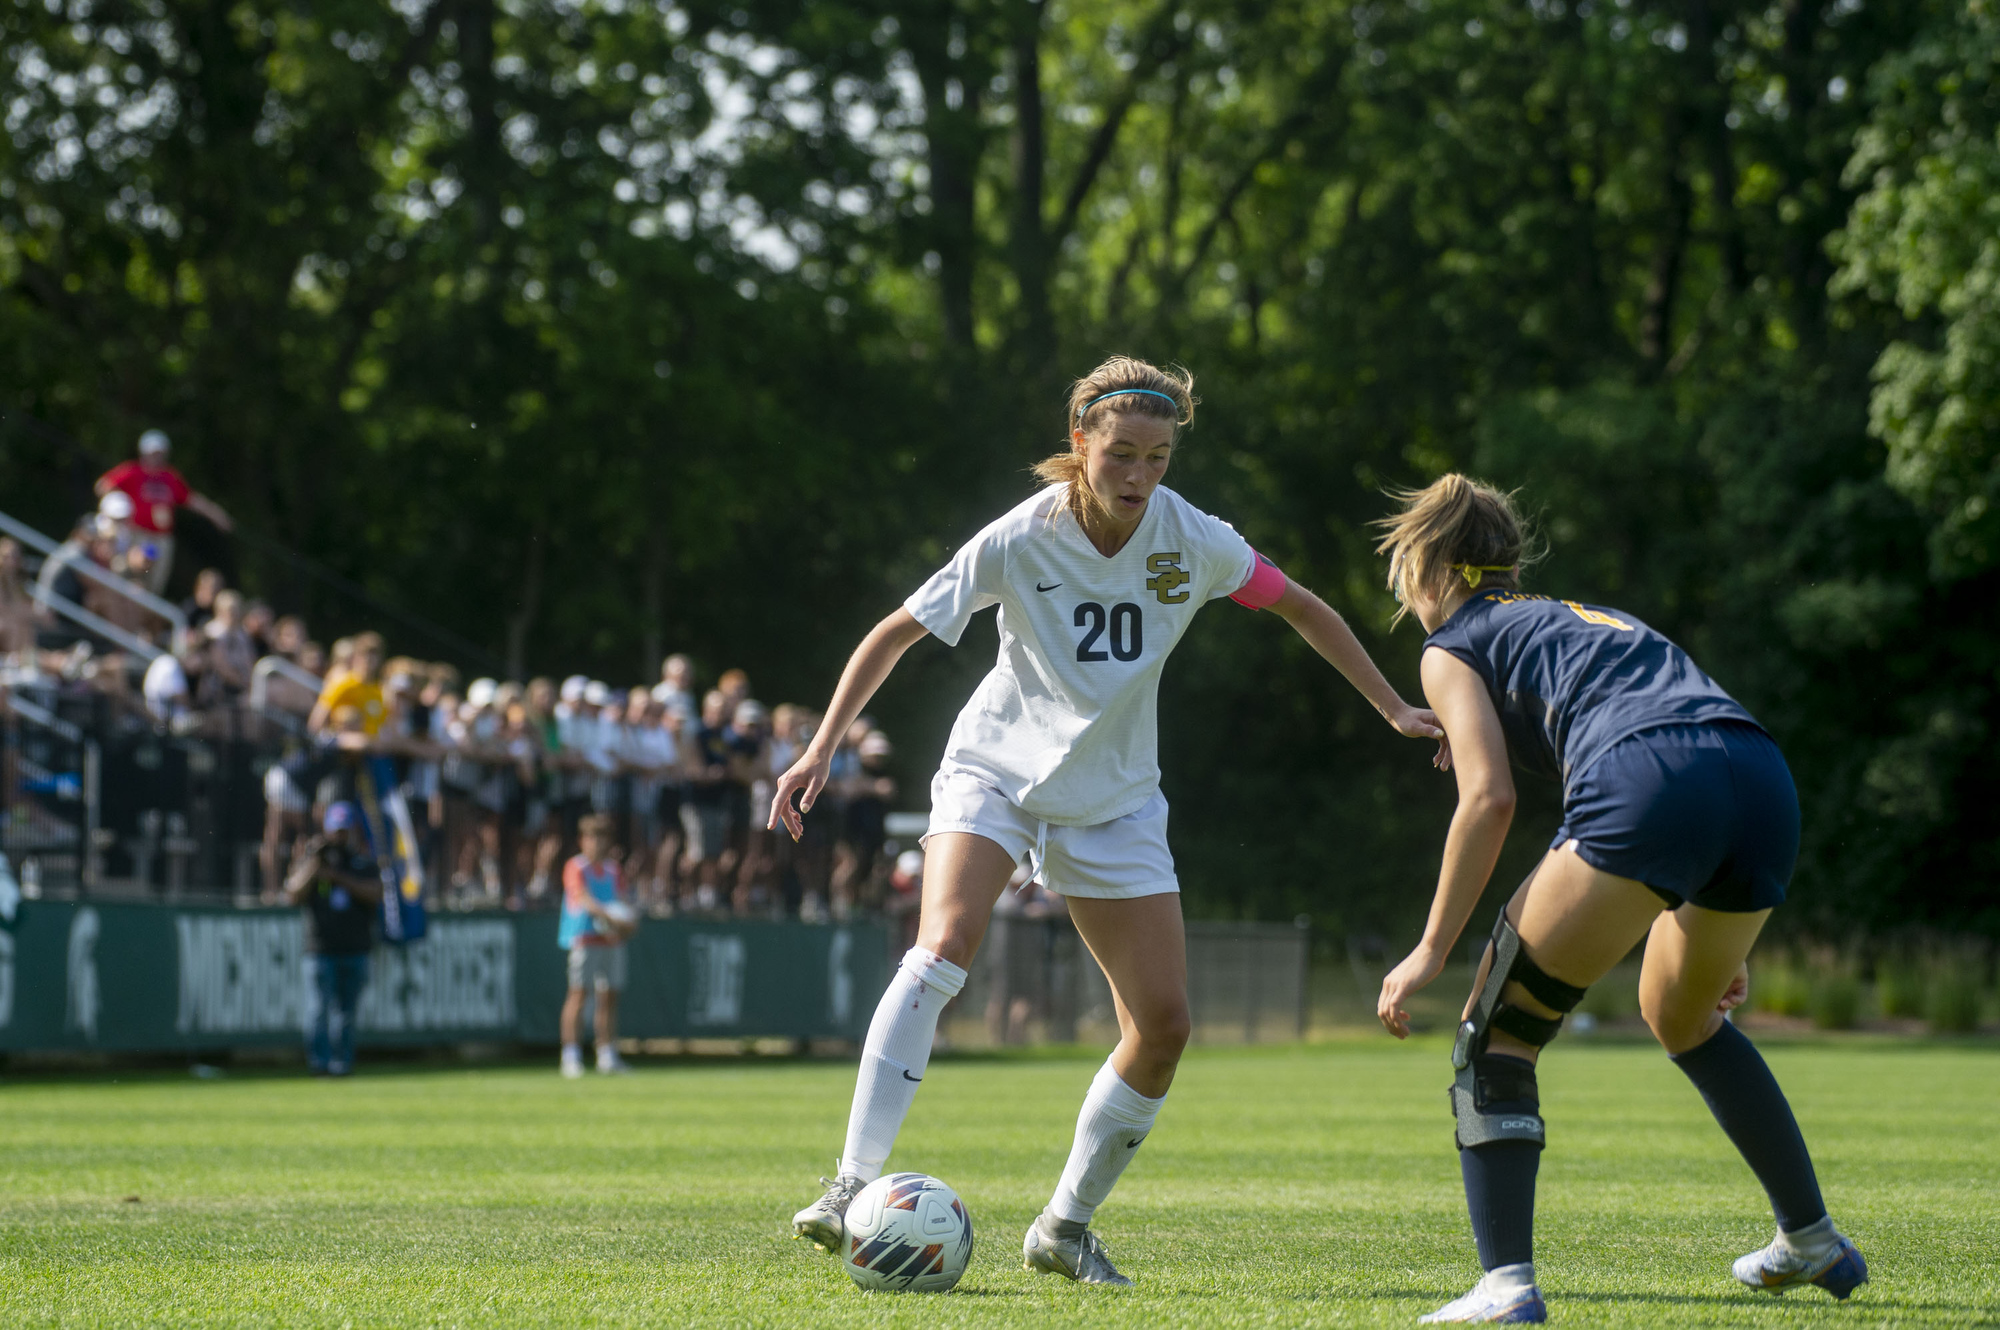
[1074,602,1143,661]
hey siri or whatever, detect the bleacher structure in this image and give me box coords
[1,506,314,901]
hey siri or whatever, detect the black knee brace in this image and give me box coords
[1448,913,1589,1149]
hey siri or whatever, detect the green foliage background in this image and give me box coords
[4,0,1995,936]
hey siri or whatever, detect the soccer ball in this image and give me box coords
[840,1172,974,1293]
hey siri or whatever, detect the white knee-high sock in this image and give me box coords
[837,946,967,1183]
[1046,1058,1165,1226]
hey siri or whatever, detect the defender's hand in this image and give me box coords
[1378,944,1447,1040]
[1717,962,1750,1014]
[767,750,831,842]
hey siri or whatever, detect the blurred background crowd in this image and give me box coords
[0,432,913,925]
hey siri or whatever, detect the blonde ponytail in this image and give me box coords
[1373,475,1534,623]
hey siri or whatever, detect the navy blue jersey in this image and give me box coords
[1423,590,1760,788]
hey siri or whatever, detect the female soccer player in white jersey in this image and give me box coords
[773,356,1444,1285]
[1374,476,1865,1324]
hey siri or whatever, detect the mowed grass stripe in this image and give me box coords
[0,1040,1993,1326]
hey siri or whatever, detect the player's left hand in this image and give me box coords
[1378,944,1446,1040]
[1717,961,1750,1014]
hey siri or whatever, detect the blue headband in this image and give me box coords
[1076,387,1179,421]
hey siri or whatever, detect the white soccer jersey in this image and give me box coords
[905,483,1258,827]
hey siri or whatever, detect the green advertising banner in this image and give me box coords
[0,902,888,1054]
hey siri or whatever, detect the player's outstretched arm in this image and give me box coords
[767,607,930,840]
[1266,577,1445,756]
[1378,647,1515,1038]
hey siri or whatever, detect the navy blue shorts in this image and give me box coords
[1553,721,1797,913]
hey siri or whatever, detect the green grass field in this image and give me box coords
[2,1038,1995,1327]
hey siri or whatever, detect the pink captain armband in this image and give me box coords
[1229,551,1287,610]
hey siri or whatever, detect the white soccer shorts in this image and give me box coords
[923,767,1178,899]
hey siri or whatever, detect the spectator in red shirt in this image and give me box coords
[95,430,233,593]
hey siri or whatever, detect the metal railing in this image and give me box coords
[2,682,101,895]
[0,507,191,655]
[249,654,325,732]
[28,586,166,662]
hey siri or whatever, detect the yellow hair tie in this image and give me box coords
[1455,564,1515,589]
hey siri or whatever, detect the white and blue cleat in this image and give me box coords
[1420,1266,1547,1324]
[1733,1232,1868,1299]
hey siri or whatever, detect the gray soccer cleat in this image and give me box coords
[1022,1217,1133,1286]
[1733,1232,1868,1299]
[791,1173,866,1253]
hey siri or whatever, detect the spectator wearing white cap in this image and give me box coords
[94,429,233,594]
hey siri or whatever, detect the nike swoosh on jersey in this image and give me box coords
[1125,1134,1148,1149]
[1036,581,1062,592]
[902,1070,922,1083]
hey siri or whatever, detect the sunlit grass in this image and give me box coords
[0,1039,1993,1326]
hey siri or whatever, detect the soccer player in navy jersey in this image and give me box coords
[1373,475,1867,1323]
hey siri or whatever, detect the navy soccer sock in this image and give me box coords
[1459,1054,1541,1271]
[1670,1020,1826,1231]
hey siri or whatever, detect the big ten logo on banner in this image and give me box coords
[828,928,853,1027]
[358,919,514,1033]
[688,933,746,1027]
[177,914,306,1035]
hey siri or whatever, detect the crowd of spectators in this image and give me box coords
[1,431,915,922]
[274,641,907,922]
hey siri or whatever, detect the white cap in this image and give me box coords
[466,677,498,708]
[560,674,588,702]
[138,429,170,455]
[895,850,924,879]
[859,731,893,759]
[98,491,135,522]
[733,699,768,727]
[583,680,613,708]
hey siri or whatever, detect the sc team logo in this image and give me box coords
[1145,552,1189,604]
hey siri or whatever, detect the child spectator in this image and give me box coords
[559,814,635,1077]
[285,801,381,1077]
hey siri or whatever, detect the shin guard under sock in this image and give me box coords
[1046,1059,1165,1226]
[1460,1054,1541,1271]
[1671,1021,1827,1231]
[837,947,966,1183]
